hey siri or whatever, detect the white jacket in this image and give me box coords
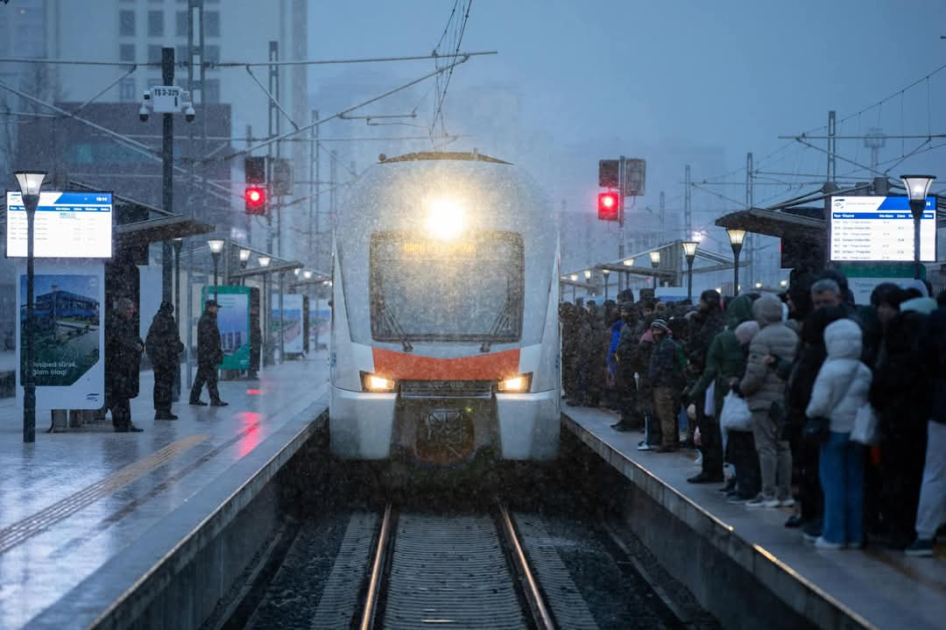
[805,319,872,433]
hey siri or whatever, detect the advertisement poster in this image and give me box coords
[202,286,250,370]
[16,260,106,409]
[272,294,304,355]
[308,302,330,350]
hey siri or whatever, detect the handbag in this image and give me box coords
[804,370,858,442]
[850,403,880,445]
[704,380,716,418]
[720,391,752,433]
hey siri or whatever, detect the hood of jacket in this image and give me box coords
[725,294,755,328]
[824,318,862,360]
[900,296,937,315]
[753,294,783,327]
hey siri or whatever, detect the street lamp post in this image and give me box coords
[171,237,184,402]
[569,273,578,302]
[622,258,634,294]
[238,247,251,286]
[208,239,225,299]
[602,268,611,302]
[259,256,272,366]
[727,228,747,296]
[901,174,936,280]
[649,251,661,287]
[682,241,699,302]
[14,170,46,444]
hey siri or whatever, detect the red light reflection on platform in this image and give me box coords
[246,389,262,395]
[238,412,262,456]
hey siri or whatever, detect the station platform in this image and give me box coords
[0,356,329,630]
[563,405,946,630]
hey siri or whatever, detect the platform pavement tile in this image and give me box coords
[0,356,329,630]
[563,403,946,630]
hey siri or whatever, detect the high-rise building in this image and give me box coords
[4,0,309,258]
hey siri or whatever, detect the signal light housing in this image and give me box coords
[598,191,620,221]
[245,186,266,215]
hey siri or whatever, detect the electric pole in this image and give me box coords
[161,47,174,303]
[746,152,754,286]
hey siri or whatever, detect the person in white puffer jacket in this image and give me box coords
[805,319,872,549]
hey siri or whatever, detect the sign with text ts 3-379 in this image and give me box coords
[830,196,936,263]
[6,191,113,258]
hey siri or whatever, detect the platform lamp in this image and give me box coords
[259,256,272,366]
[682,241,699,302]
[207,239,225,299]
[602,268,611,302]
[726,228,747,296]
[14,170,46,444]
[900,174,936,279]
[569,273,578,302]
[622,258,634,293]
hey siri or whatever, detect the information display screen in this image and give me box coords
[830,196,936,262]
[6,191,113,258]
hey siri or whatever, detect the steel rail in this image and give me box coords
[497,504,556,630]
[359,503,394,630]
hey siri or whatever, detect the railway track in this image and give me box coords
[286,503,599,629]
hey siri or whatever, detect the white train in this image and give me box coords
[329,151,561,464]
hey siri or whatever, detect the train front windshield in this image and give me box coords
[369,232,524,343]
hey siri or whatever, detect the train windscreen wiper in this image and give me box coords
[480,295,513,353]
[377,300,413,353]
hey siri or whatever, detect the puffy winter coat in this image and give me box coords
[920,307,946,426]
[739,294,798,413]
[690,294,755,412]
[805,319,872,433]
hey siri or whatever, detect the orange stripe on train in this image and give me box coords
[371,348,521,381]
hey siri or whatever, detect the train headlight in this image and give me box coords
[497,373,532,393]
[424,197,465,240]
[360,372,397,393]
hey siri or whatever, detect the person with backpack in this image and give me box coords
[648,319,686,452]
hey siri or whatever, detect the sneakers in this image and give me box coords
[745,495,780,509]
[726,492,750,504]
[718,478,738,494]
[636,441,653,451]
[189,399,208,406]
[814,537,845,550]
[803,532,819,544]
[905,538,934,557]
[779,497,796,508]
[610,422,634,432]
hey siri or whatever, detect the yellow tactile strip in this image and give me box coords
[0,434,210,555]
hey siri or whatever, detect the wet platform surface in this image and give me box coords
[0,355,329,630]
[563,405,946,630]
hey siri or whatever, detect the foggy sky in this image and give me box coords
[308,0,946,216]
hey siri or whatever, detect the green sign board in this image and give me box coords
[835,263,923,305]
[202,285,251,370]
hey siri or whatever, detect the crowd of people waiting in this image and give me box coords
[560,271,946,557]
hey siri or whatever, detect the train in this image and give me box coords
[329,151,561,465]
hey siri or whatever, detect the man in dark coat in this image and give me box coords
[146,301,184,420]
[686,290,726,482]
[189,299,228,407]
[106,297,144,432]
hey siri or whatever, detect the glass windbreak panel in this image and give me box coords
[370,232,524,343]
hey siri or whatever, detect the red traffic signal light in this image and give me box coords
[598,191,620,221]
[245,186,266,215]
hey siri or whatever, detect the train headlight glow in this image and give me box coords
[497,373,532,393]
[425,197,465,240]
[361,372,397,393]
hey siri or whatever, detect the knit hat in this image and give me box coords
[651,318,670,333]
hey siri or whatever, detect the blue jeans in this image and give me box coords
[819,431,865,545]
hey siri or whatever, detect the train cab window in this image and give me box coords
[369,232,524,344]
